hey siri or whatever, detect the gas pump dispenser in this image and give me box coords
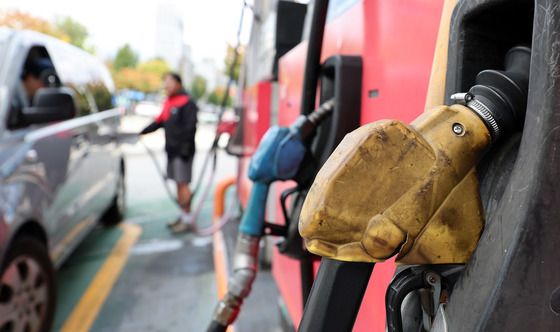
[298,45,531,331]
[207,1,350,330]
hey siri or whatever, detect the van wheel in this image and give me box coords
[0,237,56,332]
[101,168,126,226]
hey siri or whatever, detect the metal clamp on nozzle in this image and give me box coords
[451,92,502,139]
[449,92,474,105]
[466,98,501,140]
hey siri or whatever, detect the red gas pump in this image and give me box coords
[223,0,443,330]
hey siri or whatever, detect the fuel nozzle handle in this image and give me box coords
[452,46,531,141]
[298,46,531,332]
[208,99,334,332]
[292,98,335,141]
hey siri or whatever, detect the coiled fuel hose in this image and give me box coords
[138,130,237,237]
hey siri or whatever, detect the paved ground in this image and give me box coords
[53,115,282,331]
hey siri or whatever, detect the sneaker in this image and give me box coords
[170,221,194,234]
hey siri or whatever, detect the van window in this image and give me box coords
[7,46,65,128]
[47,41,114,113]
[90,81,114,111]
[20,47,60,100]
[19,45,93,118]
[46,45,93,116]
[68,84,92,116]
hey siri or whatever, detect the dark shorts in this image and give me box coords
[167,156,193,184]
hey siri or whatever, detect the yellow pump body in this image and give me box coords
[299,104,491,265]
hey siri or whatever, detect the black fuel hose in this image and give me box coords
[139,137,237,236]
[299,259,374,332]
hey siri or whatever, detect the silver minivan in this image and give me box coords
[0,29,125,332]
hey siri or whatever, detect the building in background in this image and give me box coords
[195,57,224,92]
[154,2,193,86]
[179,44,195,87]
[243,0,278,87]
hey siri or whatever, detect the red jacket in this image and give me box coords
[141,90,198,159]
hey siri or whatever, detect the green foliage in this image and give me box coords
[207,87,233,107]
[191,75,207,100]
[0,12,95,53]
[113,67,159,93]
[114,44,139,71]
[224,44,244,83]
[0,11,63,39]
[207,90,219,105]
[55,16,89,49]
[138,58,171,78]
[111,58,172,93]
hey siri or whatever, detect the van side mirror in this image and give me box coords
[22,87,76,125]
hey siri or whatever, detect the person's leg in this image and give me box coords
[176,181,192,214]
[170,156,195,233]
[170,182,193,232]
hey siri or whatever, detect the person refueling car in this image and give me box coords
[140,72,199,233]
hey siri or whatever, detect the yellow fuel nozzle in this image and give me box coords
[299,47,530,265]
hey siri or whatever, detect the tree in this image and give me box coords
[138,58,171,78]
[55,16,89,49]
[207,87,233,107]
[224,44,244,83]
[114,44,139,71]
[112,58,172,93]
[0,11,67,40]
[113,67,159,93]
[191,75,207,100]
[0,12,95,53]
